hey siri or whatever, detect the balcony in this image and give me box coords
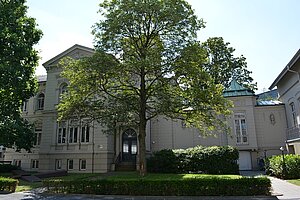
[287,126,300,141]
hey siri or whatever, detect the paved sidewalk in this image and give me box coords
[269,176,300,200]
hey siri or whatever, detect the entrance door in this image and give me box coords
[238,151,252,170]
[122,129,137,162]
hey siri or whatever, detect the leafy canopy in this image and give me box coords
[0,0,42,151]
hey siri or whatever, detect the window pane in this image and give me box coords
[131,141,137,154]
[86,126,89,142]
[123,141,129,153]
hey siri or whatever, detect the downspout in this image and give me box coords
[92,120,95,173]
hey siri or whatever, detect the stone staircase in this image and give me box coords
[115,161,136,171]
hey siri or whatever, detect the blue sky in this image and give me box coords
[27,0,300,93]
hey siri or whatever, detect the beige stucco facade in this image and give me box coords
[4,45,288,172]
[270,49,300,155]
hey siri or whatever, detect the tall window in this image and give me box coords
[79,159,86,170]
[81,124,90,143]
[34,128,42,146]
[31,160,39,169]
[37,93,45,110]
[57,122,67,144]
[67,159,74,170]
[59,83,68,101]
[69,120,78,143]
[290,102,297,127]
[234,113,248,144]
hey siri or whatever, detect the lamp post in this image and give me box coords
[280,146,286,179]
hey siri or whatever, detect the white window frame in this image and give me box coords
[14,160,21,167]
[69,120,79,144]
[234,113,248,144]
[79,159,86,171]
[67,159,74,170]
[81,123,90,143]
[31,159,39,169]
[59,83,68,102]
[57,122,67,144]
[37,93,45,110]
[34,128,42,146]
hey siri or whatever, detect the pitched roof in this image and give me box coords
[269,49,300,89]
[223,79,255,97]
[42,44,94,67]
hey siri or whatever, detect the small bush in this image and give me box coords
[0,164,19,173]
[147,146,239,174]
[43,176,271,196]
[0,177,18,193]
[266,154,300,179]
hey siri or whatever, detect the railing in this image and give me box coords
[114,152,122,165]
[287,126,300,141]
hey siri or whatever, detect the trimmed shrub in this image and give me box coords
[266,154,300,179]
[0,177,18,193]
[0,164,19,173]
[43,176,271,196]
[147,149,179,173]
[147,146,239,174]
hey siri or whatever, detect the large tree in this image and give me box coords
[59,0,233,176]
[202,37,256,90]
[0,0,42,151]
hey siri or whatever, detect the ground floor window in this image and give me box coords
[31,159,39,169]
[55,159,62,170]
[67,159,74,170]
[14,160,21,167]
[79,159,86,170]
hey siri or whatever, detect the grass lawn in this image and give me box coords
[287,179,300,186]
[16,180,43,192]
[47,172,242,181]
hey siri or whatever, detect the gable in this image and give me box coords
[42,44,94,71]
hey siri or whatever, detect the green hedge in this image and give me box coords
[266,154,300,179]
[43,177,271,196]
[147,146,239,174]
[0,177,18,193]
[0,164,19,173]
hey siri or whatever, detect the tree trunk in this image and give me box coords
[138,119,147,176]
[138,64,147,176]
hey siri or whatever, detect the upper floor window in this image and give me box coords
[69,120,78,144]
[57,121,67,144]
[59,83,68,101]
[34,128,42,146]
[81,123,90,143]
[234,113,248,144]
[290,102,297,127]
[37,93,45,110]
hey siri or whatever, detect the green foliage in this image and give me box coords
[59,0,233,175]
[147,146,239,174]
[0,0,42,151]
[0,177,18,193]
[147,149,179,173]
[201,37,257,90]
[43,175,270,196]
[0,164,19,173]
[266,154,300,179]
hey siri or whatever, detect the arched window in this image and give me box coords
[59,83,68,101]
[37,93,45,110]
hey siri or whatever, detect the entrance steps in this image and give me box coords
[115,162,136,171]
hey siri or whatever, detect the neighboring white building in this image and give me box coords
[270,49,300,154]
[4,45,287,172]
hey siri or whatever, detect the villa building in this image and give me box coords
[270,49,300,154]
[4,45,288,172]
